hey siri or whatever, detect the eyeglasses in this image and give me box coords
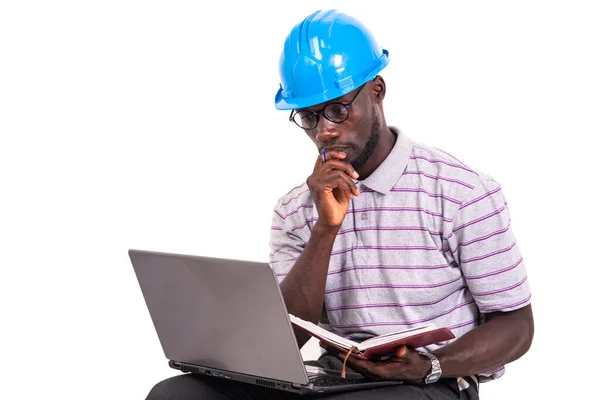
[289,84,366,130]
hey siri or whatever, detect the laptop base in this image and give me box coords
[169,360,403,396]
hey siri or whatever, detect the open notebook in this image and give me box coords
[289,314,455,360]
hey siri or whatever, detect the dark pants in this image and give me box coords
[146,355,479,400]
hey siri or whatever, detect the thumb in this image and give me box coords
[395,345,408,357]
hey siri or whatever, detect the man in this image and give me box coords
[147,9,533,399]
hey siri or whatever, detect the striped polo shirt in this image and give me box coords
[269,128,531,381]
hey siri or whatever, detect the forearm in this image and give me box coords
[433,305,534,378]
[280,223,339,346]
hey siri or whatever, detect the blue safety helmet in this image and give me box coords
[275,9,389,110]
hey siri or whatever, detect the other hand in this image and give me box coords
[337,345,431,382]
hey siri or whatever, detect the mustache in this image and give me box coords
[319,144,357,153]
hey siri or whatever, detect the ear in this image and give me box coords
[371,75,386,103]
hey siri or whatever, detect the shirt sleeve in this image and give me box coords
[446,177,532,314]
[268,199,310,284]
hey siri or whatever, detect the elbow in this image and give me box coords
[514,304,535,361]
[521,308,535,356]
[487,303,535,362]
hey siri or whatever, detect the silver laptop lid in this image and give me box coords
[129,249,309,385]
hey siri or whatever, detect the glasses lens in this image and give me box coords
[293,111,318,129]
[324,103,348,122]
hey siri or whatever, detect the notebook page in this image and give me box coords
[288,314,358,350]
[359,325,433,349]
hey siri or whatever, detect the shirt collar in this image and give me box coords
[358,127,413,194]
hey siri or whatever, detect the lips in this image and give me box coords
[322,146,351,153]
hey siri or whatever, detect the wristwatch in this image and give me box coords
[418,351,442,384]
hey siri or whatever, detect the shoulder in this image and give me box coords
[408,140,497,193]
[272,182,314,219]
[270,182,315,236]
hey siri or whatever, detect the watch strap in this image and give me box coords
[418,351,442,384]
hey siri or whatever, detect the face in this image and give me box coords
[299,81,382,173]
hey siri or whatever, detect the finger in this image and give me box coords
[345,356,366,370]
[324,171,360,199]
[368,363,393,380]
[337,354,368,373]
[314,150,346,172]
[313,152,325,172]
[322,150,347,162]
[320,159,360,180]
[351,180,360,196]
[342,357,382,380]
[308,173,355,203]
[337,353,372,371]
[321,164,360,192]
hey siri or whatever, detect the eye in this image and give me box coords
[325,104,348,121]
[293,111,317,129]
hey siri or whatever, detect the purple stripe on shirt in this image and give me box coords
[479,294,532,313]
[461,241,517,264]
[274,203,314,219]
[281,188,310,206]
[269,248,284,257]
[348,206,452,222]
[450,205,507,235]
[410,155,475,173]
[459,187,502,210]
[332,299,474,329]
[464,257,523,280]
[282,182,306,197]
[448,319,478,330]
[472,275,528,297]
[326,287,465,311]
[444,223,511,253]
[271,226,283,231]
[327,262,453,275]
[282,222,445,238]
[291,217,318,231]
[325,275,463,294]
[403,170,475,189]
[279,262,458,279]
[431,148,478,176]
[270,257,298,264]
[337,226,444,236]
[389,188,461,204]
[331,245,439,256]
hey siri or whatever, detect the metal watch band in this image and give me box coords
[418,351,442,384]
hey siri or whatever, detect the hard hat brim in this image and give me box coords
[274,50,389,110]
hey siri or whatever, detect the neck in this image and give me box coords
[357,125,396,179]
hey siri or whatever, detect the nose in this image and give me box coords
[315,117,340,143]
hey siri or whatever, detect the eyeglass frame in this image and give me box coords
[288,83,367,130]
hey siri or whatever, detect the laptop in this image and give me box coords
[128,249,403,395]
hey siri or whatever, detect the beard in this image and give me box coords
[349,113,381,172]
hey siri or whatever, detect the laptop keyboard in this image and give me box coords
[307,373,360,386]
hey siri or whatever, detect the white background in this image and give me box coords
[1,1,599,398]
